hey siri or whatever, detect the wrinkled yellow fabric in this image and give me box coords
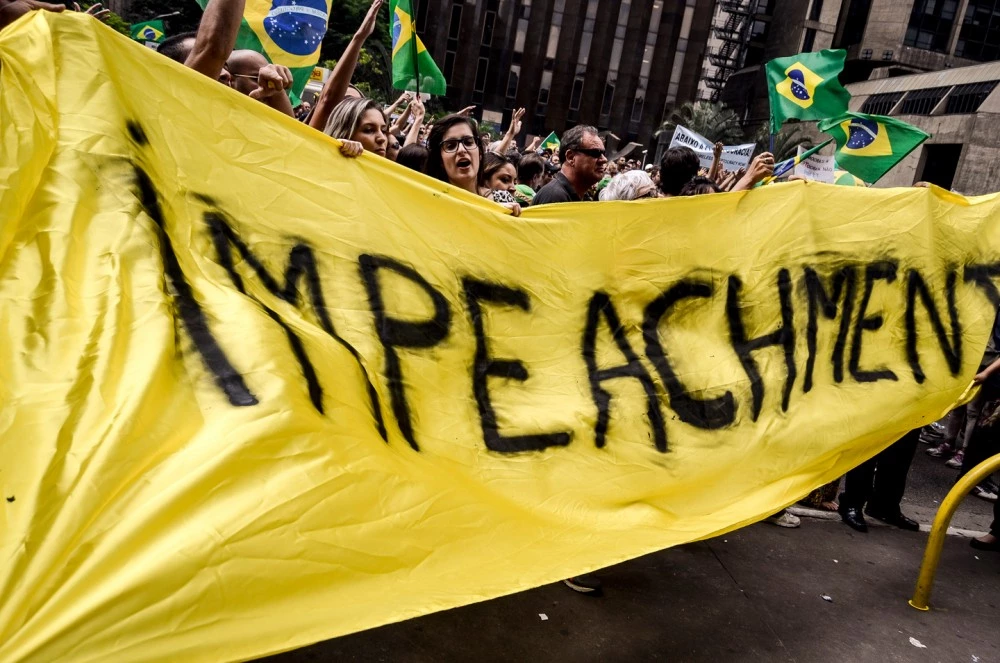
[2,13,1000,663]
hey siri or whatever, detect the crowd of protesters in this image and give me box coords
[3,0,1000,598]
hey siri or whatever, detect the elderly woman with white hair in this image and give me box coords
[598,170,660,201]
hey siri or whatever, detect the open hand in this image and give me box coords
[457,105,476,117]
[354,0,383,40]
[506,107,525,136]
[73,1,108,21]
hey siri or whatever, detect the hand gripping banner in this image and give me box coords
[3,13,1000,663]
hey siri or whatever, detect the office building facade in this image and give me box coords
[720,0,1000,129]
[414,0,716,158]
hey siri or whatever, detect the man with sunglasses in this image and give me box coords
[532,125,607,206]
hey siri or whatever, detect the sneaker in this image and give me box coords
[563,574,603,596]
[926,443,953,458]
[972,484,999,502]
[945,450,965,469]
[765,511,801,528]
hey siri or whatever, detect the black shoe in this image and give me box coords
[563,574,603,596]
[970,537,1000,552]
[838,504,868,532]
[866,508,920,531]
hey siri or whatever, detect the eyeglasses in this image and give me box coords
[441,136,478,153]
[572,147,606,159]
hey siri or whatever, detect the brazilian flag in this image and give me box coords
[819,112,930,184]
[766,50,851,133]
[834,169,867,187]
[390,0,447,96]
[540,132,560,151]
[130,20,165,43]
[194,0,331,98]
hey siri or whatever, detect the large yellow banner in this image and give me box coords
[2,13,1000,663]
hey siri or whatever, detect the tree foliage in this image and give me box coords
[122,0,203,34]
[320,0,392,64]
[656,101,745,145]
[321,45,392,103]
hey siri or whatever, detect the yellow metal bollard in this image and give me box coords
[909,453,1000,611]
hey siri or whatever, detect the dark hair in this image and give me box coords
[679,176,722,196]
[559,124,599,162]
[659,146,701,196]
[482,152,516,188]
[518,153,545,185]
[157,32,197,63]
[426,115,484,185]
[396,144,429,173]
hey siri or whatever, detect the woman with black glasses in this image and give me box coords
[426,115,521,216]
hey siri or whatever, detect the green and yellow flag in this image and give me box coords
[390,0,447,96]
[834,169,867,187]
[819,112,930,184]
[129,19,164,43]
[767,49,851,133]
[540,131,560,151]
[3,13,1000,662]
[194,0,331,97]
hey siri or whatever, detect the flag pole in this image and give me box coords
[768,114,775,154]
[410,4,420,97]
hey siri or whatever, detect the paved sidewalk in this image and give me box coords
[266,450,999,662]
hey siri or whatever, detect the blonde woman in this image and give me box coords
[323,97,388,159]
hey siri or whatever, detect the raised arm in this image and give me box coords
[731,152,774,192]
[708,142,723,181]
[404,97,425,146]
[493,107,524,155]
[185,0,245,79]
[309,0,383,130]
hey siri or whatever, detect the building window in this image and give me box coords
[519,0,531,19]
[482,10,495,46]
[945,81,999,113]
[473,57,489,93]
[903,0,958,53]
[898,86,950,115]
[416,0,429,31]
[506,65,520,99]
[631,95,644,122]
[538,70,552,106]
[444,50,456,79]
[514,18,528,52]
[955,0,1000,61]
[545,24,561,59]
[860,91,904,114]
[861,48,873,59]
[448,5,462,40]
[808,0,824,21]
[570,77,584,110]
[803,28,816,52]
[838,0,873,47]
[600,83,615,117]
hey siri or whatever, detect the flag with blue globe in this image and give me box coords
[196,0,332,98]
[819,112,930,184]
[765,50,851,134]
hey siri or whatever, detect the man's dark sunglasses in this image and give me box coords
[572,147,606,159]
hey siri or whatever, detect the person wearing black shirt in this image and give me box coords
[532,125,607,206]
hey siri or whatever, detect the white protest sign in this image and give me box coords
[793,144,835,183]
[668,126,755,172]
